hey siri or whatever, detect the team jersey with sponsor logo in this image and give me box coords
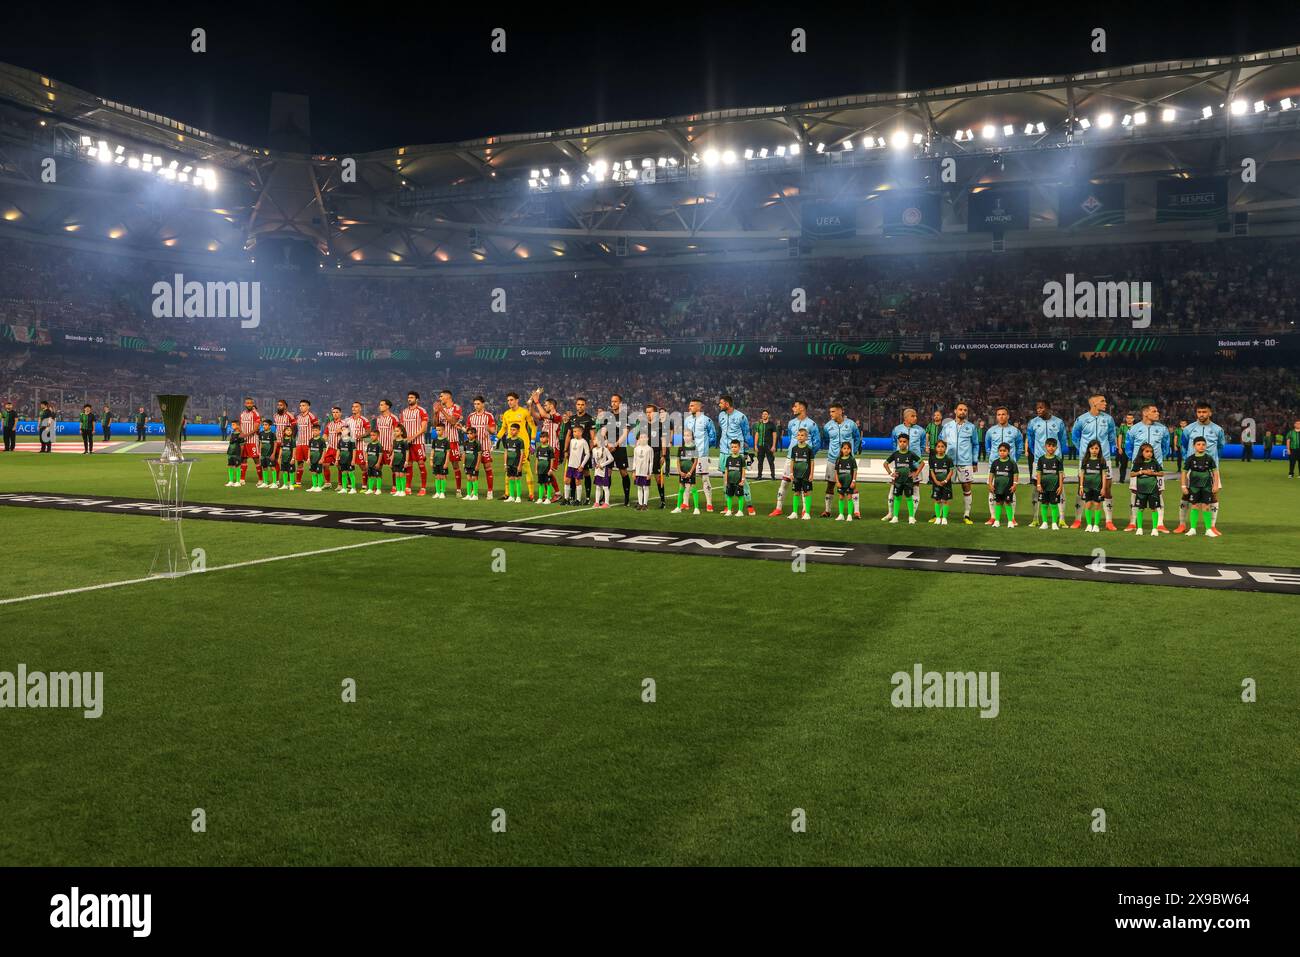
[723,453,746,486]
[1036,455,1063,492]
[402,405,429,449]
[366,443,382,471]
[1080,457,1106,493]
[989,458,1018,495]
[534,411,560,448]
[259,429,276,461]
[431,436,451,471]
[930,454,954,486]
[309,436,326,467]
[374,412,400,452]
[462,438,481,473]
[325,418,345,450]
[239,409,261,440]
[346,414,371,444]
[789,443,815,481]
[226,434,242,460]
[295,412,319,446]
[390,439,408,472]
[834,454,857,491]
[273,410,294,440]
[338,434,356,467]
[1133,459,1161,495]
[434,403,464,445]
[467,410,497,450]
[535,443,555,479]
[502,436,525,471]
[678,447,696,476]
[1182,421,1227,465]
[1184,451,1216,490]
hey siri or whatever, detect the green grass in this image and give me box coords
[0,453,1297,866]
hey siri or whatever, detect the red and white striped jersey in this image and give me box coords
[273,410,294,439]
[295,411,319,446]
[401,405,429,448]
[433,402,463,445]
[374,411,400,451]
[536,411,561,448]
[467,409,497,448]
[239,409,261,440]
[347,414,370,445]
[325,418,345,449]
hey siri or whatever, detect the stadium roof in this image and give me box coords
[3,45,1300,270]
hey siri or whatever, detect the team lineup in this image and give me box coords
[213,387,1234,537]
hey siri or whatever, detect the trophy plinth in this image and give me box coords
[148,394,192,578]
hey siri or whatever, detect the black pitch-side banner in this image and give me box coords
[1156,176,1229,223]
[881,191,943,237]
[3,492,1300,594]
[1058,182,1125,228]
[801,200,857,240]
[967,187,1030,232]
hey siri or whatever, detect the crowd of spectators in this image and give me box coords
[1,234,1297,350]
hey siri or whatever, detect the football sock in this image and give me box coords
[963,491,972,517]
[1210,502,1219,527]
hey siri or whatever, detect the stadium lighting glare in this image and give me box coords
[1024,123,1034,135]
[1254,100,1267,114]
[889,130,909,149]
[1097,113,1114,129]
[657,156,667,167]
[963,129,974,141]
[115,155,126,164]
[1282,98,1295,111]
[1230,99,1247,115]
[1133,111,1148,126]
[79,135,91,147]
[529,169,540,179]
[1162,108,1177,122]
[841,139,853,150]
[702,148,719,167]
[743,148,754,160]
[1121,114,1132,127]
[1078,118,1091,130]
[127,157,140,170]
[758,148,768,159]
[559,172,570,185]
[1035,122,1046,134]
[721,149,737,165]
[981,124,996,140]
[115,145,125,155]
[775,145,786,157]
[1202,105,1214,119]
[1002,124,1014,136]
[541,168,552,178]
[815,142,825,153]
[789,143,800,155]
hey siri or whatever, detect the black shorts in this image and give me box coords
[433,465,448,477]
[931,485,952,501]
[678,473,695,486]
[837,482,855,496]
[725,481,745,497]
[368,465,382,478]
[892,480,914,497]
[994,491,1014,505]
[1038,489,1060,505]
[506,465,521,478]
[612,447,629,470]
[226,455,240,467]
[653,448,665,474]
[261,456,273,469]
[792,477,812,494]
[537,470,552,486]
[1189,486,1213,505]
[1083,488,1103,504]
[1135,491,1161,510]
[310,462,322,473]
[339,456,354,470]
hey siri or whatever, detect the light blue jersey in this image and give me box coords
[1072,411,1118,461]
[827,416,863,457]
[682,412,713,460]
[787,415,821,453]
[717,408,751,451]
[1182,420,1227,464]
[890,422,926,456]
[1125,421,1171,466]
[939,418,980,467]
[1027,414,1069,460]
[985,423,1022,461]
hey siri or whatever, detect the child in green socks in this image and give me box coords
[884,433,921,524]
[258,421,276,488]
[391,425,409,496]
[1034,438,1064,530]
[1078,439,1108,532]
[987,442,1018,527]
[277,427,295,490]
[721,439,747,517]
[365,429,383,494]
[534,432,556,504]
[1131,442,1164,536]
[1181,436,1219,536]
[430,424,452,498]
[786,427,816,521]
[462,428,483,500]
[929,439,954,524]
[336,427,357,493]
[832,441,857,522]
[224,425,243,486]
[673,430,701,514]
[307,426,327,491]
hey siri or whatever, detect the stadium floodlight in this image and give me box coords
[953,129,965,142]
[1078,118,1091,130]
[1162,108,1176,122]
[759,147,768,158]
[722,149,737,164]
[1230,99,1247,116]
[744,148,754,160]
[559,172,570,186]
[775,145,786,157]
[593,159,608,178]
[530,169,540,178]
[1254,100,1267,114]
[889,130,908,149]
[912,133,923,145]
[657,156,667,167]
[178,172,188,182]
[580,173,590,185]
[1024,123,1034,135]
[1133,111,1148,126]
[963,129,973,141]
[115,155,126,164]
[1002,124,1014,136]
[666,157,678,167]
[1097,113,1114,129]
[842,139,854,150]
[1202,105,1214,119]
[815,142,825,153]
[542,168,552,178]
[1035,122,1046,134]
[1282,98,1295,111]
[702,148,719,166]
[127,157,140,170]
[789,143,800,155]
[981,124,996,140]
[1121,114,1132,127]
[79,135,91,147]
[640,158,653,168]
[115,145,125,155]
[182,165,192,173]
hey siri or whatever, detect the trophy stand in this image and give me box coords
[148,394,192,578]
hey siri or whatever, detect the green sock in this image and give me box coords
[692,489,699,509]
[907,498,916,517]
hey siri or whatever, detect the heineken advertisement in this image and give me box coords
[1059,182,1125,228]
[1155,176,1229,223]
[967,187,1030,232]
[881,191,943,237]
[801,200,858,240]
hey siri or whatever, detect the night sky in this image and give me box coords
[2,2,1297,153]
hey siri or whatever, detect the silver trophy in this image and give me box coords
[147,394,192,577]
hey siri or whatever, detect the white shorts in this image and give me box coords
[954,465,976,484]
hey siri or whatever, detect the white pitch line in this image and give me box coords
[0,535,421,607]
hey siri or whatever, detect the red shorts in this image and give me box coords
[380,449,393,466]
[293,445,310,463]
[323,448,338,465]
[241,442,258,460]
[407,442,426,463]
[449,445,462,463]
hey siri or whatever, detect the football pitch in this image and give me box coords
[1,450,1297,866]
